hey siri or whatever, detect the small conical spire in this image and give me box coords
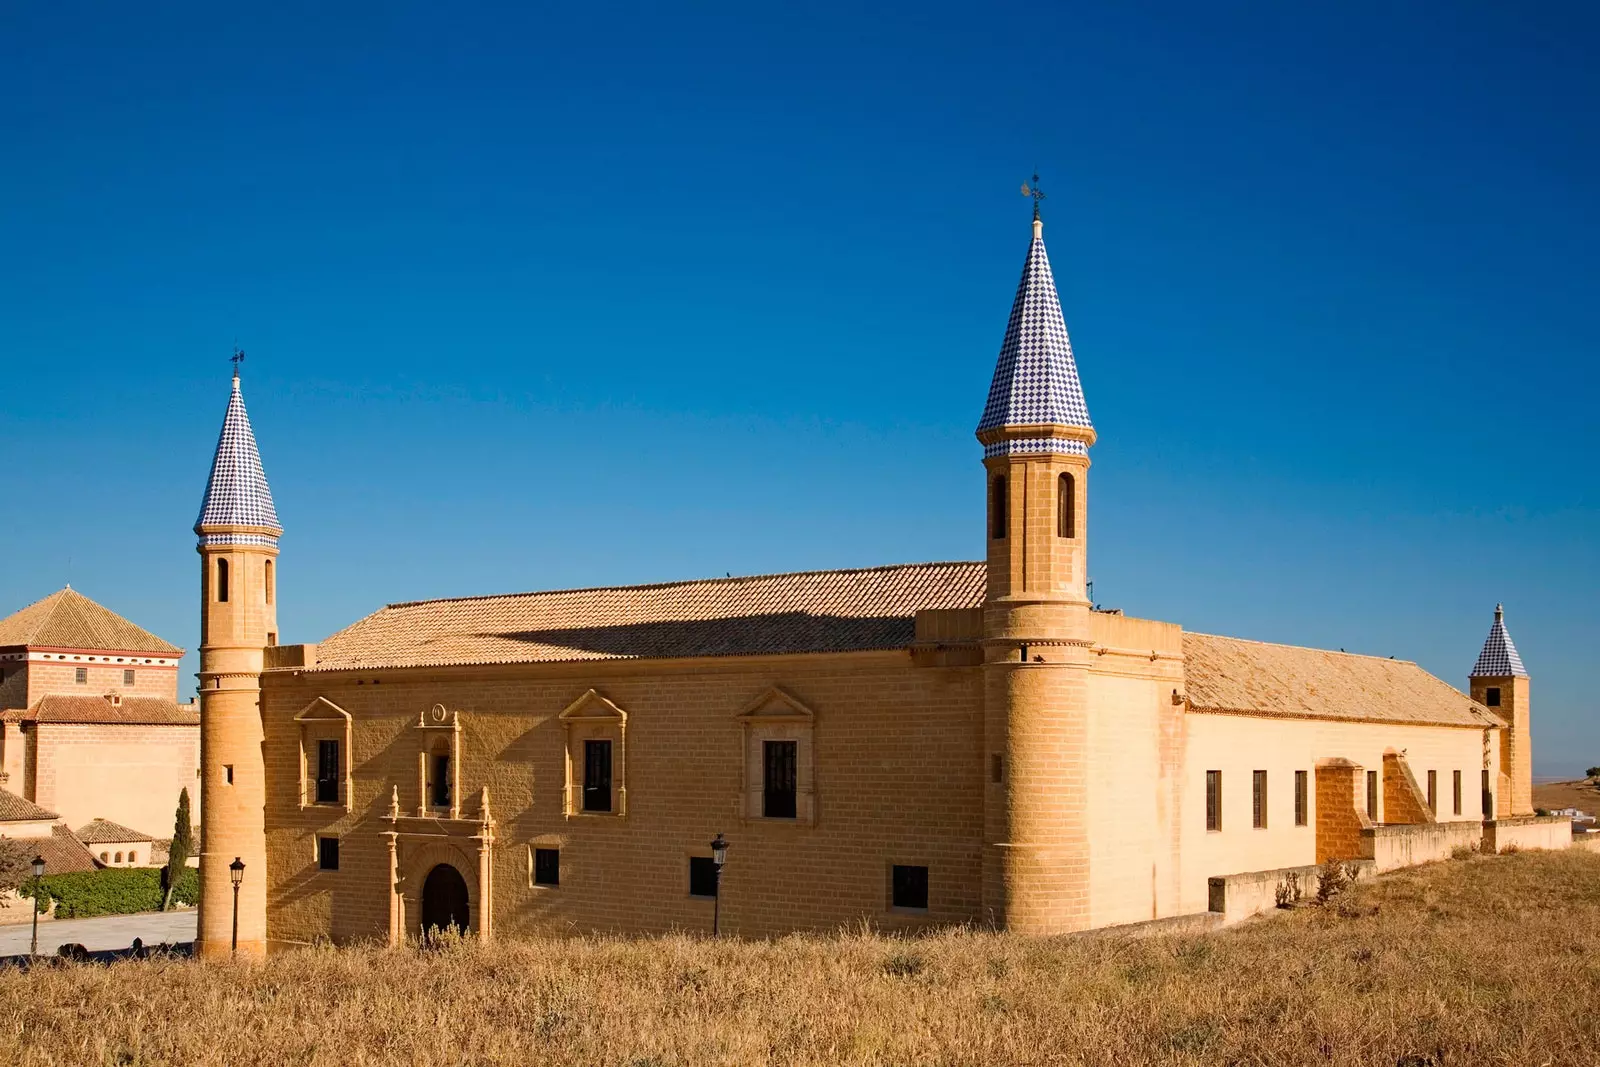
[1471,603,1528,678]
[976,197,1093,458]
[195,357,281,545]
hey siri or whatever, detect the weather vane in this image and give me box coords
[230,347,245,377]
[1020,172,1045,221]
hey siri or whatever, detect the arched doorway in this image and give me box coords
[421,863,470,937]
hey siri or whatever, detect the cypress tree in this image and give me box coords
[162,788,193,911]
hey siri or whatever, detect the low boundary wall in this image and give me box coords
[1207,860,1375,925]
[1361,821,1483,873]
[1484,815,1573,854]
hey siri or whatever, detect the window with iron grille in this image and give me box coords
[1294,770,1308,826]
[1367,770,1379,820]
[123,669,135,686]
[891,864,929,910]
[75,667,87,684]
[315,739,340,804]
[1427,770,1437,814]
[1453,770,1462,815]
[534,848,559,887]
[583,739,612,813]
[689,856,718,898]
[1205,770,1221,832]
[1252,770,1267,829]
[763,740,797,819]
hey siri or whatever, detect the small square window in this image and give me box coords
[317,836,339,871]
[688,856,718,898]
[75,667,88,684]
[891,864,929,910]
[1485,687,1501,707]
[534,848,559,887]
[123,669,135,686]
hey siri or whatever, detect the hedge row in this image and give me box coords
[22,867,198,919]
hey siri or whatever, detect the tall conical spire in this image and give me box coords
[976,213,1094,458]
[1470,603,1528,678]
[195,364,281,546]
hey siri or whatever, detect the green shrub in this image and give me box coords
[21,868,173,919]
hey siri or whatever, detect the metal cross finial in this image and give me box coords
[230,347,245,377]
[1020,172,1045,221]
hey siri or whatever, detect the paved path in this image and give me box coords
[0,909,196,957]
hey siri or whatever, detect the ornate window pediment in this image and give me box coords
[295,697,352,812]
[737,686,817,825]
[559,690,627,817]
[415,704,462,819]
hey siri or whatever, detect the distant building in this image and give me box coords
[188,212,1566,957]
[0,589,198,838]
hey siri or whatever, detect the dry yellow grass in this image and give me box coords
[3,850,1599,1066]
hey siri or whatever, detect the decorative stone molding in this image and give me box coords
[559,690,627,818]
[736,686,816,825]
[415,704,461,819]
[294,696,352,812]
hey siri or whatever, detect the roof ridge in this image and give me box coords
[382,560,987,610]
[1187,630,1418,666]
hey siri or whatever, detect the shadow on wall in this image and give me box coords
[491,612,918,659]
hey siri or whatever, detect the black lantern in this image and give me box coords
[709,833,728,937]
[31,855,45,880]
[711,833,729,867]
[229,857,246,956]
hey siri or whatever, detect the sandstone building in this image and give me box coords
[191,213,1562,956]
[0,589,198,842]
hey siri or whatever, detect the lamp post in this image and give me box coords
[228,857,245,957]
[710,833,729,938]
[29,855,45,957]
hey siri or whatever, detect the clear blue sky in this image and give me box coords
[1,3,1594,775]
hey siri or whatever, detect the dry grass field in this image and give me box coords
[2,849,1599,1066]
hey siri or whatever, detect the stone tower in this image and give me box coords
[1469,604,1532,817]
[194,366,281,957]
[977,209,1096,933]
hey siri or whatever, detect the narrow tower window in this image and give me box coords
[265,559,274,605]
[216,558,230,603]
[1057,472,1076,538]
[991,476,1008,540]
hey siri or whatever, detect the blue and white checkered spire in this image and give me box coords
[976,218,1093,458]
[1470,604,1528,678]
[195,371,281,547]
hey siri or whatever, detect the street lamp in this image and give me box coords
[229,857,245,957]
[710,833,729,938]
[29,855,45,957]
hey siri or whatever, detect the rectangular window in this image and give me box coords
[762,740,798,819]
[534,848,559,887]
[891,864,929,910]
[315,739,340,804]
[430,752,451,809]
[991,753,1003,784]
[1427,770,1437,815]
[224,764,234,785]
[1252,770,1267,829]
[1367,770,1379,821]
[265,559,274,605]
[1453,770,1462,816]
[1485,687,1501,707]
[75,667,88,684]
[991,476,1007,540]
[123,669,135,686]
[317,836,339,871]
[583,739,613,813]
[1205,770,1221,832]
[688,855,718,898]
[1482,769,1493,819]
[1294,770,1308,827]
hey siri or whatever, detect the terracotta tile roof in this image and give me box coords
[311,561,990,670]
[34,825,101,875]
[1183,632,1504,729]
[3,695,200,726]
[75,818,155,845]
[0,588,181,655]
[0,788,59,823]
